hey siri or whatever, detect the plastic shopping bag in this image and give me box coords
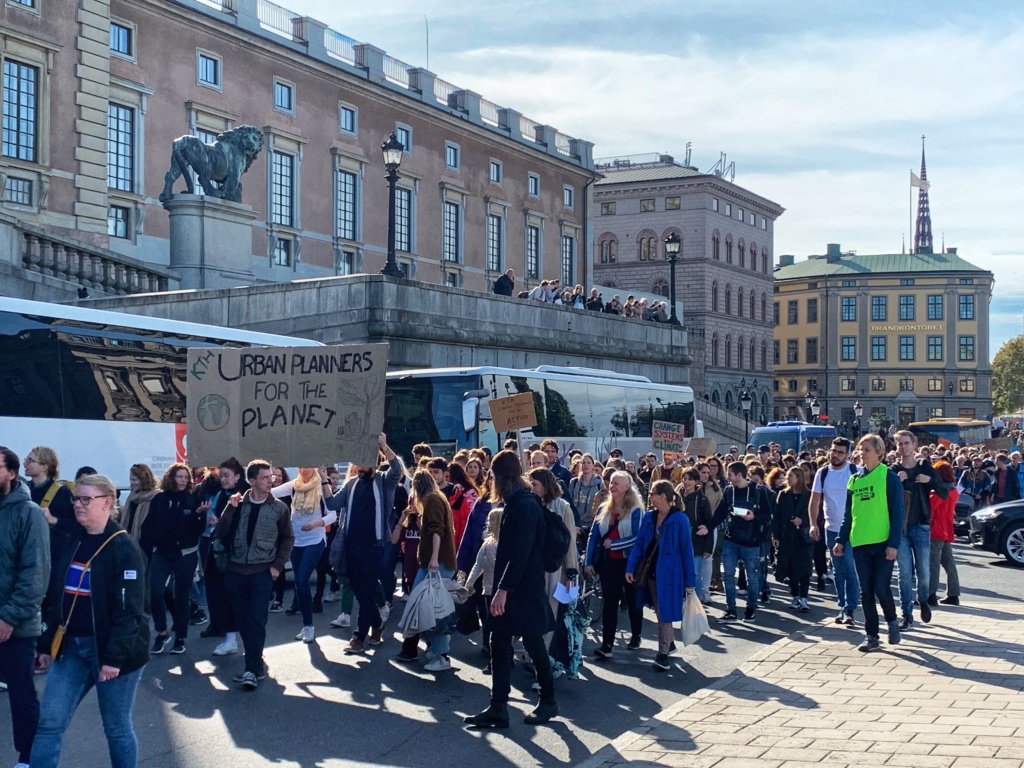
[682,590,710,646]
[427,571,456,622]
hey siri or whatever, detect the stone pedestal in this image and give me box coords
[164,195,258,289]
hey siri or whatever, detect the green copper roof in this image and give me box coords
[775,251,990,280]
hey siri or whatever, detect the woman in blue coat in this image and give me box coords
[626,479,697,671]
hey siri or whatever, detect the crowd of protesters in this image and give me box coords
[492,269,673,322]
[1,426,1014,764]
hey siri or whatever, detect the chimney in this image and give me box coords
[779,254,795,267]
[826,243,842,263]
[946,246,957,255]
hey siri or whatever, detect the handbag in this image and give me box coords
[51,530,127,658]
[633,531,661,587]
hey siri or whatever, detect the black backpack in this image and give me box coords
[537,495,571,573]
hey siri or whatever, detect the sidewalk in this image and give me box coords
[578,600,1024,768]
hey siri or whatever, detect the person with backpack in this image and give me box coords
[527,468,577,625]
[23,447,77,598]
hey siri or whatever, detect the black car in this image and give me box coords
[969,500,1024,567]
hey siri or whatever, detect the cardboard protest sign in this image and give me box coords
[984,436,1012,452]
[686,436,717,457]
[489,392,538,433]
[186,344,388,467]
[652,420,686,453]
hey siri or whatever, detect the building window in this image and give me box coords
[958,335,975,361]
[959,378,975,393]
[773,340,780,365]
[748,212,755,225]
[871,295,887,321]
[841,279,856,287]
[528,173,540,197]
[712,283,719,313]
[738,243,745,268]
[840,296,856,322]
[871,336,887,361]
[773,301,779,326]
[787,340,798,364]
[273,79,294,113]
[197,52,221,88]
[725,336,732,367]
[640,198,655,212]
[928,378,943,392]
[900,278,915,286]
[762,251,769,273]
[2,59,38,162]
[107,103,135,192]
[666,196,681,210]
[9,0,36,6]
[599,237,617,264]
[526,224,540,279]
[442,200,460,262]
[807,379,819,392]
[395,187,411,252]
[3,176,31,205]
[638,235,656,260]
[927,336,943,362]
[107,206,130,239]
[712,234,720,260]
[806,338,818,364]
[760,217,767,230]
[711,335,719,366]
[958,294,975,320]
[807,298,818,323]
[338,250,355,275]
[927,407,944,418]
[841,335,857,360]
[841,377,855,392]
[750,293,755,319]
[927,294,943,320]
[959,278,974,285]
[899,335,915,361]
[787,300,798,324]
[560,234,575,285]
[335,169,357,241]
[725,286,732,314]
[899,295,915,321]
[270,150,294,227]
[486,214,503,272]
[871,378,886,392]
[725,203,732,217]
[273,238,291,267]
[489,160,502,183]
[712,197,719,212]
[563,186,574,209]
[339,104,357,135]
[788,379,797,392]
[737,288,744,317]
[725,238,733,263]
[600,202,616,215]
[395,124,412,152]
[110,22,133,57]
[444,141,460,170]
[900,378,914,392]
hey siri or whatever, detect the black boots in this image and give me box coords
[524,700,559,725]
[464,702,509,729]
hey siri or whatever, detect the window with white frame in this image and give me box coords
[395,124,411,152]
[489,160,502,183]
[486,213,503,272]
[339,104,357,135]
[712,197,719,212]
[108,206,130,238]
[563,185,574,209]
[110,22,133,58]
[273,238,292,267]
[335,168,357,241]
[274,79,294,113]
[528,173,540,197]
[442,200,460,262]
[526,224,540,279]
[395,187,412,252]
[3,176,32,205]
[270,150,295,227]
[197,52,221,88]
[444,141,460,170]
[107,103,135,192]
[2,59,38,162]
[560,233,575,285]
[338,249,355,275]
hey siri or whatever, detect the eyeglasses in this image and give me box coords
[25,458,40,465]
[71,495,111,506]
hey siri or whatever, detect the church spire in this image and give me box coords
[914,135,933,255]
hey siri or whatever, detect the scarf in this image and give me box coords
[291,469,323,515]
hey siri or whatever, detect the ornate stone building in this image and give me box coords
[592,155,784,420]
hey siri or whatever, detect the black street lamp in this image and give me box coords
[810,397,821,424]
[853,400,863,439]
[740,389,752,443]
[380,132,405,278]
[664,232,681,325]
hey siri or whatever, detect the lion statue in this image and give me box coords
[158,125,263,204]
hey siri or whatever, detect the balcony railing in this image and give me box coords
[324,28,357,64]
[519,116,539,142]
[382,55,410,88]
[479,98,500,126]
[433,77,457,106]
[554,131,573,156]
[257,0,301,40]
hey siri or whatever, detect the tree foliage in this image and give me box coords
[992,335,1024,415]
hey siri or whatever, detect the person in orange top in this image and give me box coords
[928,462,960,606]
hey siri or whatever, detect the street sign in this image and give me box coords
[652,420,686,452]
[489,392,538,433]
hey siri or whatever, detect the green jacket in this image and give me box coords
[0,480,50,639]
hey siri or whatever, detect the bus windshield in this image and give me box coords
[384,375,479,461]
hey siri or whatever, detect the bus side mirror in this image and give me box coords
[462,398,479,434]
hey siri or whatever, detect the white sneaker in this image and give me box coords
[329,612,351,628]
[16,763,31,768]
[789,598,801,609]
[379,603,391,623]
[296,626,315,643]
[323,590,340,603]
[0,680,8,691]
[212,640,238,656]
[423,655,451,672]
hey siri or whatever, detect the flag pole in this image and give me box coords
[909,169,913,255]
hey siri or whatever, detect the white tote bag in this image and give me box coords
[682,590,710,646]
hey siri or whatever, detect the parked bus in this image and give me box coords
[383,365,698,462]
[0,297,321,488]
[747,421,837,454]
[908,418,992,448]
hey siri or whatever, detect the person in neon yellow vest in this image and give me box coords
[833,434,905,653]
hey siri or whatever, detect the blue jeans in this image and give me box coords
[290,540,325,626]
[413,566,455,655]
[31,635,143,768]
[897,524,931,618]
[722,540,761,612]
[826,529,860,616]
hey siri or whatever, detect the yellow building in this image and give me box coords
[773,244,994,431]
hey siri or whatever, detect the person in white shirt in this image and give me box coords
[809,437,859,625]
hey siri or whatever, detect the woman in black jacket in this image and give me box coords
[678,468,715,602]
[139,463,205,655]
[773,467,813,612]
[34,473,149,768]
[465,450,557,729]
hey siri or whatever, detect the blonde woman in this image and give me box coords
[465,507,502,673]
[584,470,645,658]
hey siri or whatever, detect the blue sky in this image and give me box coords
[288,0,1024,356]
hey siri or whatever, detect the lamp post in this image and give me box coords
[810,397,821,424]
[664,232,681,325]
[379,132,405,278]
[853,400,863,439]
[740,389,752,444]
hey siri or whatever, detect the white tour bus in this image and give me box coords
[384,365,698,463]
[0,297,321,489]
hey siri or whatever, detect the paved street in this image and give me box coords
[1,541,1020,768]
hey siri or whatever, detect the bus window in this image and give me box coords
[542,378,590,438]
[384,375,474,462]
[625,388,655,438]
[588,383,629,440]
[491,374,547,439]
